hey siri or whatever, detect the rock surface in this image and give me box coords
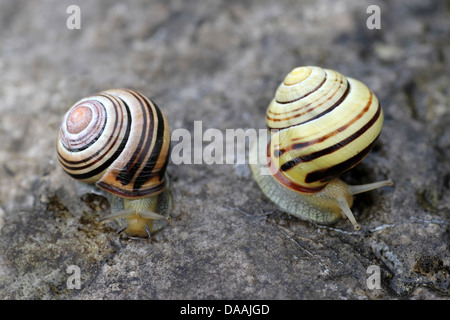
[0,0,449,300]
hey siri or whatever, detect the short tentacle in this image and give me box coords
[336,197,361,231]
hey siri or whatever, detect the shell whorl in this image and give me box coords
[266,66,383,194]
[57,89,171,199]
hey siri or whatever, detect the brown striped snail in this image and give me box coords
[250,66,393,230]
[57,89,172,238]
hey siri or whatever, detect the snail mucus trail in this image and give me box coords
[57,89,172,238]
[250,66,393,230]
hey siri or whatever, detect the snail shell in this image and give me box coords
[250,66,393,230]
[57,89,172,238]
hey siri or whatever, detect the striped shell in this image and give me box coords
[266,66,383,194]
[57,89,171,199]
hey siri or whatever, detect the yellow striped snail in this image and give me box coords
[57,89,172,238]
[250,66,393,230]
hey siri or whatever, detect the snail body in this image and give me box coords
[250,66,393,230]
[57,89,172,238]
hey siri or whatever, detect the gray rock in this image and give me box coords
[0,0,449,300]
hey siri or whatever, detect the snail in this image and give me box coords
[56,89,172,238]
[250,66,393,230]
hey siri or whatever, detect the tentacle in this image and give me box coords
[337,197,361,231]
[348,179,393,195]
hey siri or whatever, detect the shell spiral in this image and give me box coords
[266,66,383,194]
[57,89,171,199]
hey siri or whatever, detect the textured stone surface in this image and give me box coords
[0,0,449,299]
